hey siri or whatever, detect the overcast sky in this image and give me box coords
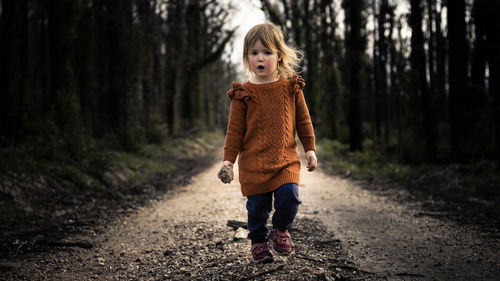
[224,0,412,78]
[226,0,266,72]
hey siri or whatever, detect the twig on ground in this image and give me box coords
[395,272,425,278]
[41,240,93,249]
[227,220,247,230]
[9,241,28,258]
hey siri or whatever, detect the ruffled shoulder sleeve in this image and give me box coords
[227,81,250,100]
[289,74,306,95]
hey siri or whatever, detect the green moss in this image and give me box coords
[318,138,411,180]
[0,200,31,221]
[0,130,225,220]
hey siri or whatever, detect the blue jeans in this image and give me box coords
[246,183,302,244]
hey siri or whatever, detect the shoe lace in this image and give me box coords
[274,231,290,245]
[279,235,289,244]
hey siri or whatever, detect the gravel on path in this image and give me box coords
[2,161,499,280]
[302,169,500,281]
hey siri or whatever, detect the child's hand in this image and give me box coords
[217,161,234,183]
[305,150,317,172]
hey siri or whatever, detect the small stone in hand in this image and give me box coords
[219,166,233,184]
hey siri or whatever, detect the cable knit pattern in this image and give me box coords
[261,83,286,165]
[223,75,316,196]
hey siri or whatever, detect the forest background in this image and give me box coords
[2,0,500,163]
[1,0,500,231]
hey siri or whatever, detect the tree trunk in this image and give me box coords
[434,2,447,122]
[48,0,83,138]
[343,0,365,151]
[0,0,26,145]
[391,14,404,147]
[378,0,389,146]
[302,0,318,121]
[426,0,436,127]
[471,0,488,156]
[320,0,339,139]
[387,4,396,149]
[372,0,382,142]
[409,0,436,160]
[75,1,98,135]
[447,0,469,159]
[16,0,29,146]
[484,0,500,167]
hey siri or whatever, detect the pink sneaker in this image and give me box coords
[251,242,273,263]
[268,229,292,255]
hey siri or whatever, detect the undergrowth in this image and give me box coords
[317,138,499,185]
[317,138,412,180]
[0,130,224,223]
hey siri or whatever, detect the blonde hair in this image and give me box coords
[243,23,302,78]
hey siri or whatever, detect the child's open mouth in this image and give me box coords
[257,66,265,70]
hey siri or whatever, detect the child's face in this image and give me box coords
[247,40,280,83]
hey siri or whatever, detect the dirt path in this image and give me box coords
[2,162,499,280]
[303,170,500,280]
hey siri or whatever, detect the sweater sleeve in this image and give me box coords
[223,83,247,162]
[294,79,316,152]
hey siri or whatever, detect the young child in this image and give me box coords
[217,23,317,263]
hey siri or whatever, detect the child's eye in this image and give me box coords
[265,51,272,55]
[251,51,257,55]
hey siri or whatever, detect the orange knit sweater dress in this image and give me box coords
[223,75,316,196]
